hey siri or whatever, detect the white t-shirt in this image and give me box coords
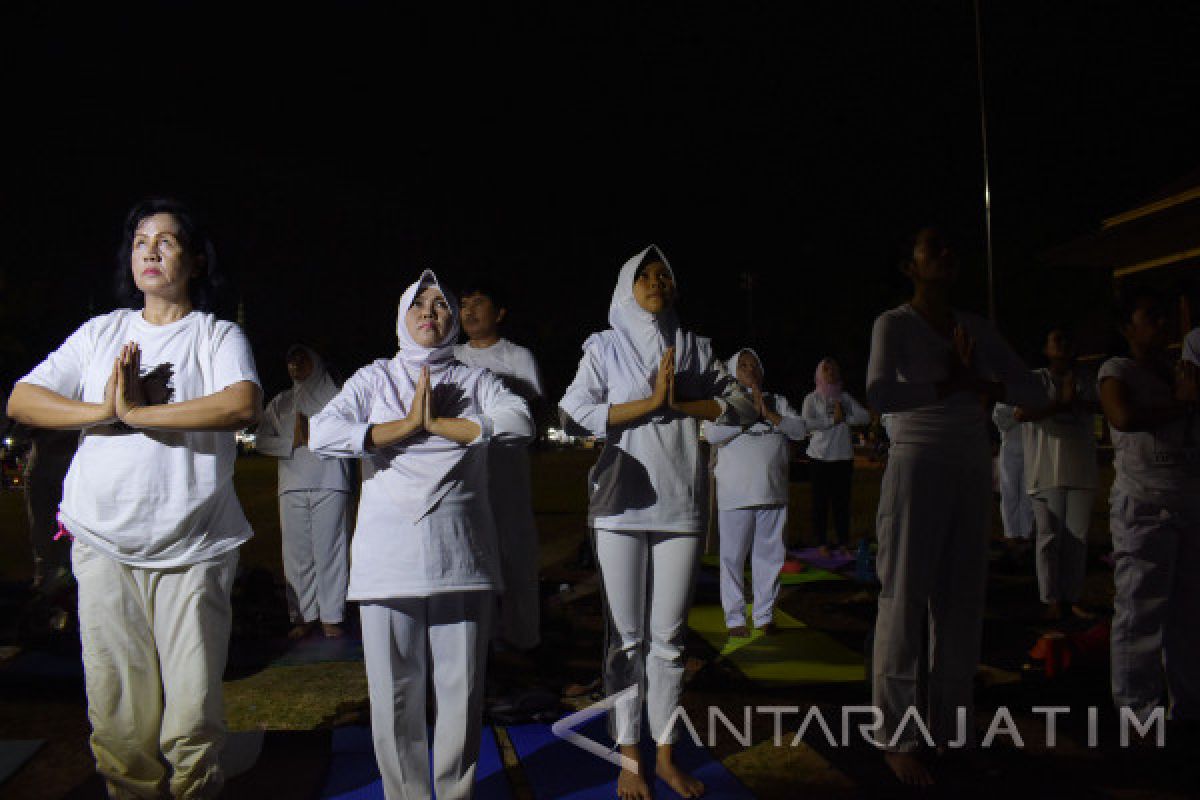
[704,392,808,509]
[802,391,870,462]
[1021,367,1098,492]
[19,309,261,568]
[454,338,544,404]
[1098,357,1200,506]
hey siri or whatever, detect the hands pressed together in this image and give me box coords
[939,324,1004,404]
[99,342,150,427]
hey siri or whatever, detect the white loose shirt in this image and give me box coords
[704,392,807,510]
[257,389,355,494]
[1021,367,1098,492]
[453,338,544,404]
[866,304,1042,455]
[309,358,533,600]
[801,391,870,462]
[19,310,260,568]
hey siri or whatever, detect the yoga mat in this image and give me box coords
[688,604,864,685]
[786,547,856,572]
[0,740,43,785]
[273,636,364,666]
[698,555,844,585]
[505,716,753,800]
[320,725,511,800]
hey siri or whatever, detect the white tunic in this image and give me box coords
[453,338,544,403]
[19,310,260,568]
[257,388,355,493]
[801,390,870,462]
[309,357,532,600]
[703,392,808,509]
[866,304,1042,454]
[1021,367,1098,492]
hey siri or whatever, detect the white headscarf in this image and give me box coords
[395,269,460,371]
[726,348,764,386]
[287,345,340,417]
[605,245,699,403]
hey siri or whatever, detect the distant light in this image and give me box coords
[2,437,12,447]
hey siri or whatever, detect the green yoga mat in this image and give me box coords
[688,604,865,684]
[699,554,846,585]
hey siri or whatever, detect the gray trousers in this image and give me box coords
[1032,487,1094,604]
[872,444,991,751]
[1110,490,1200,723]
[280,489,349,624]
[360,592,492,800]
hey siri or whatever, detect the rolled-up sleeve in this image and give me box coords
[474,371,533,446]
[310,369,375,458]
[559,340,610,438]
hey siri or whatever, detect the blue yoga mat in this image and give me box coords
[0,740,43,786]
[320,725,511,800]
[505,716,753,800]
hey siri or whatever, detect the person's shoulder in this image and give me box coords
[1098,356,1135,381]
[501,338,537,360]
[873,304,913,328]
[583,330,615,354]
[346,359,393,385]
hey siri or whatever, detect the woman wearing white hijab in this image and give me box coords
[256,345,354,639]
[560,245,755,800]
[702,348,807,639]
[310,270,532,800]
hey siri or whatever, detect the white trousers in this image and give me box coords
[997,438,1033,539]
[594,529,701,745]
[488,446,541,650]
[1032,487,1094,604]
[71,538,238,799]
[1110,490,1200,723]
[717,506,786,628]
[360,592,492,800]
[872,444,991,751]
[280,489,349,624]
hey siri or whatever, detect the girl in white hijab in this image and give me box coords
[560,246,755,800]
[310,270,532,800]
[256,345,354,639]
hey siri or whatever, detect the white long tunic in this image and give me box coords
[309,357,533,600]
[19,310,260,568]
[866,304,1042,454]
[703,392,808,510]
[801,391,870,462]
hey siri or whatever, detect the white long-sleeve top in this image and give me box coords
[560,332,754,532]
[801,391,870,462]
[309,357,533,600]
[866,304,1042,455]
[703,393,807,509]
[256,388,355,494]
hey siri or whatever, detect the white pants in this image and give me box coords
[1109,490,1200,722]
[594,529,701,745]
[872,444,991,751]
[997,437,1033,539]
[1032,487,1093,604]
[488,445,541,650]
[717,506,786,628]
[360,592,492,800]
[280,489,350,625]
[72,539,238,799]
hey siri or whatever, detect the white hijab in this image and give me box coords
[288,345,339,417]
[605,245,700,403]
[395,269,460,372]
[726,348,764,387]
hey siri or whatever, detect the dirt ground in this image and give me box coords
[1,448,1197,799]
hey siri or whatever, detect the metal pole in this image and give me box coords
[974,0,996,322]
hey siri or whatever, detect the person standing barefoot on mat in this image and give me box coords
[865,227,1040,787]
[560,245,755,800]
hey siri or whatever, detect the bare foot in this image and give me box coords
[1041,602,1062,621]
[616,745,652,800]
[657,746,705,798]
[287,622,316,640]
[322,623,345,639]
[728,625,750,639]
[1070,604,1096,620]
[884,752,933,787]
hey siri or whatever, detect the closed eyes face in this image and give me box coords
[405,285,453,347]
[633,261,676,314]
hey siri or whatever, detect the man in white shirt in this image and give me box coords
[454,279,544,651]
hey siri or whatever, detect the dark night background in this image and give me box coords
[3,1,1200,409]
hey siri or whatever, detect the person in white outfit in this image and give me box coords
[1013,328,1098,621]
[454,279,544,651]
[309,270,532,800]
[256,345,355,639]
[702,348,807,638]
[1097,287,1200,726]
[865,227,1041,787]
[992,401,1035,549]
[560,245,755,800]
[7,197,261,799]
[802,358,870,555]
